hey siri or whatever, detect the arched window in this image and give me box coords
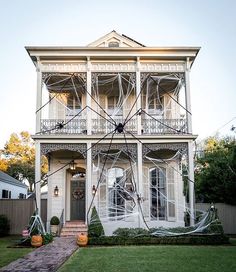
[150,167,167,220]
[107,167,125,219]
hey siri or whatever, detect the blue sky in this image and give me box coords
[0,0,235,148]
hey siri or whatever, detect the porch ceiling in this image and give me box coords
[49,150,84,159]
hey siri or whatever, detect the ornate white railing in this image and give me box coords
[40,118,187,135]
[92,118,137,134]
[142,118,187,134]
[40,119,87,134]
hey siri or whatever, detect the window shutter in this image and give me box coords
[142,166,150,218]
[167,167,176,220]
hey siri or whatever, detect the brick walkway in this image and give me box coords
[0,237,78,272]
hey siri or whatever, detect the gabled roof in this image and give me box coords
[0,170,28,189]
[87,30,145,48]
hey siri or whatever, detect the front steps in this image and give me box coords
[60,221,88,237]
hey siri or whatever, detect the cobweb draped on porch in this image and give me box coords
[36,71,221,236]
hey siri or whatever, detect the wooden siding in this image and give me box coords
[195,203,236,234]
[0,199,47,234]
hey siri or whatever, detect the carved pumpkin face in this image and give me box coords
[77,233,88,246]
[31,235,43,247]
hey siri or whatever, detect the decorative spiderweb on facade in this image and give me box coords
[35,71,221,236]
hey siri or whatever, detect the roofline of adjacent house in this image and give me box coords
[0,177,28,188]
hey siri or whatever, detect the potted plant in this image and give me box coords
[50,216,60,236]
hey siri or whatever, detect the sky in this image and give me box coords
[0,0,235,148]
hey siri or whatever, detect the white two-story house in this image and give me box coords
[26,31,199,235]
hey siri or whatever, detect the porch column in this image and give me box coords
[36,66,42,133]
[137,142,143,227]
[35,141,41,215]
[86,142,92,224]
[188,141,195,226]
[86,57,92,135]
[136,57,142,135]
[185,58,192,134]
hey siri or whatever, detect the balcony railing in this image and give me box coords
[40,119,87,134]
[142,118,187,134]
[92,118,137,134]
[40,118,187,135]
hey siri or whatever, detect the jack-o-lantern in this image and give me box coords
[31,235,43,247]
[77,233,88,247]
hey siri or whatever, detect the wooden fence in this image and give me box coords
[0,200,235,234]
[0,199,47,235]
[195,203,236,234]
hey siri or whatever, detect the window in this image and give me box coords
[66,93,81,117]
[108,167,125,219]
[108,42,119,48]
[142,94,164,116]
[107,96,122,117]
[150,167,167,220]
[2,189,11,199]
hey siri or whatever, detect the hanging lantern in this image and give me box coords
[70,160,76,170]
[92,185,96,196]
[54,186,59,197]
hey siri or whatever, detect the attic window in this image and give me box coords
[108,42,119,48]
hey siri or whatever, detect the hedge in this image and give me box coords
[89,234,229,246]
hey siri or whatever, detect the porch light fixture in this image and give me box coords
[70,160,76,170]
[54,186,59,197]
[92,185,96,196]
[80,172,85,178]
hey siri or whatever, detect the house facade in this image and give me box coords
[27,31,199,235]
[0,170,28,199]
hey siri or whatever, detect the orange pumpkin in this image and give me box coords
[31,235,43,247]
[77,233,88,247]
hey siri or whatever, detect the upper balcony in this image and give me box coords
[37,72,189,137]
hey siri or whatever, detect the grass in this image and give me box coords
[0,236,34,269]
[59,244,236,272]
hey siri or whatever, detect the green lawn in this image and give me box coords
[59,244,236,272]
[0,236,34,268]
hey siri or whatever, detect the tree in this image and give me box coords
[0,131,48,192]
[195,136,236,205]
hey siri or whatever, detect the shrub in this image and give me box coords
[89,234,229,246]
[50,216,60,225]
[42,233,53,245]
[0,215,10,236]
[113,228,150,237]
[88,206,104,237]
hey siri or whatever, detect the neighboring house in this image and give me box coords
[26,31,199,234]
[0,170,28,199]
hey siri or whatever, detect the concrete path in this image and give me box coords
[0,237,78,272]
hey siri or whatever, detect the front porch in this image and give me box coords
[36,142,190,236]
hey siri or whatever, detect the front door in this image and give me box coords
[71,179,85,220]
